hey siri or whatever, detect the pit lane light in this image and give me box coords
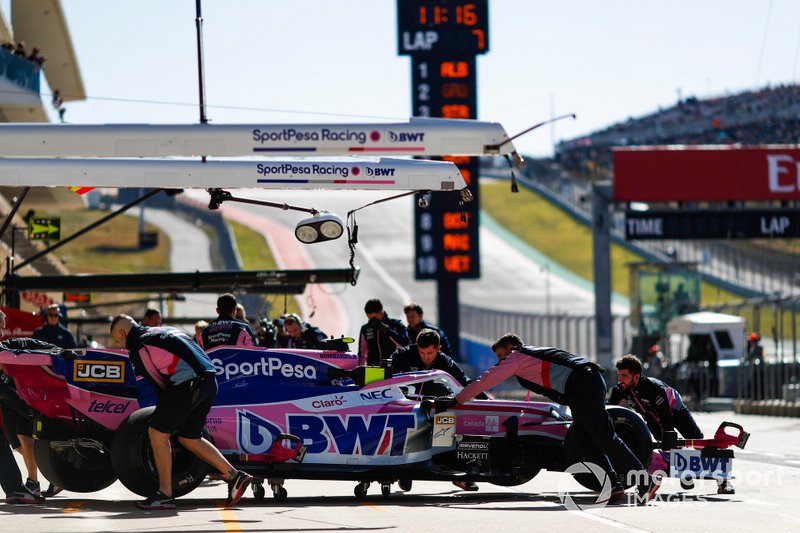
[0,118,520,160]
[0,157,466,191]
[294,211,344,244]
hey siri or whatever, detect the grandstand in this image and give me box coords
[556,83,800,181]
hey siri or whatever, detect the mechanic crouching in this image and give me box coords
[110,314,253,510]
[610,354,734,494]
[455,333,659,505]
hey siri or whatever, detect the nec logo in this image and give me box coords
[365,167,396,177]
[388,131,425,143]
[73,360,125,383]
[359,389,393,401]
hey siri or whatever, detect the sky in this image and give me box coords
[10,1,800,156]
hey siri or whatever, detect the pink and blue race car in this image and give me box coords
[0,345,746,501]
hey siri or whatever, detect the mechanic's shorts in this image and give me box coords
[150,374,217,439]
[0,404,32,449]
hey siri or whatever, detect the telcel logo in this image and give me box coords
[74,361,125,383]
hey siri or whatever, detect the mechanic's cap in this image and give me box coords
[649,344,660,354]
[747,332,760,341]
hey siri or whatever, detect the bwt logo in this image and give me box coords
[237,409,283,454]
[388,131,425,143]
[73,361,125,383]
[365,167,396,177]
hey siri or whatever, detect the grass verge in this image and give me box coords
[227,219,300,317]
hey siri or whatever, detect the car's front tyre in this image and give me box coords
[110,407,209,497]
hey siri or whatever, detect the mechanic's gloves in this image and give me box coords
[58,349,85,361]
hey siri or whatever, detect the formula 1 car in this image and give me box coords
[0,345,746,501]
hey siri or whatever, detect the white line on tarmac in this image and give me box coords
[356,240,412,305]
[564,508,653,533]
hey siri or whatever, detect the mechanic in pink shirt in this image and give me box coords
[199,293,256,349]
[456,333,658,505]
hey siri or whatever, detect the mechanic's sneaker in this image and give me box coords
[225,470,253,507]
[135,491,176,510]
[24,479,41,497]
[717,480,735,495]
[636,477,660,505]
[398,479,413,492]
[42,483,63,497]
[5,490,45,505]
[452,480,479,492]
[603,483,628,505]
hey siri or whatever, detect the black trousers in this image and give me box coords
[0,423,24,497]
[673,407,704,439]
[566,367,645,483]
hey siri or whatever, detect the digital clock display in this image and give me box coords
[397,0,489,55]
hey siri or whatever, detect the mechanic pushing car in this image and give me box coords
[455,333,659,505]
[609,354,735,494]
[199,293,257,349]
[110,314,253,510]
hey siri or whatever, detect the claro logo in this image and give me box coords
[212,357,318,381]
[73,360,125,383]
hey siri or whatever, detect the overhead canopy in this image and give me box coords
[11,0,85,102]
[666,311,745,335]
[4,268,360,294]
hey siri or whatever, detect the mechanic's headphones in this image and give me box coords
[284,313,307,332]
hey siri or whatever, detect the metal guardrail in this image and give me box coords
[460,303,630,363]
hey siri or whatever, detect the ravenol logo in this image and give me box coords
[73,360,125,383]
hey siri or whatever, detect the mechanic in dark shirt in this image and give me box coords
[456,333,657,505]
[390,329,473,387]
[358,299,408,367]
[277,314,331,349]
[32,304,76,349]
[110,314,252,510]
[200,293,256,349]
[609,354,734,494]
[403,302,452,356]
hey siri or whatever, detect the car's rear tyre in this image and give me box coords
[34,439,117,493]
[110,407,209,497]
[489,470,539,487]
[564,406,653,490]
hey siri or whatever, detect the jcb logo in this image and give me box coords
[74,361,125,383]
[435,415,455,425]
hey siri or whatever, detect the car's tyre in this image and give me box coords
[34,439,117,493]
[564,406,653,490]
[489,470,539,487]
[110,407,209,498]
